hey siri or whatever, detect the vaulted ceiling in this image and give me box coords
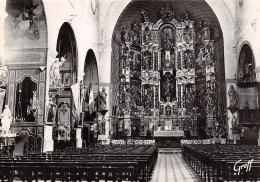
[113,0,222,44]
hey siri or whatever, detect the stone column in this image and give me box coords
[75,128,82,148]
[43,125,54,152]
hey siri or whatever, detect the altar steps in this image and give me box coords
[158,148,182,154]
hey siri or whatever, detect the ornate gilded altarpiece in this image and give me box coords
[118,5,219,138]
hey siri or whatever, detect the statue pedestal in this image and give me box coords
[43,125,54,152]
[75,128,82,148]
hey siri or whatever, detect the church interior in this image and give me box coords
[0,0,260,181]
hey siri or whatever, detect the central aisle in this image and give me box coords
[151,153,199,182]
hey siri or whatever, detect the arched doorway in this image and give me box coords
[82,49,99,146]
[110,0,225,146]
[49,22,78,150]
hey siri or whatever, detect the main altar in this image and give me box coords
[115,4,222,147]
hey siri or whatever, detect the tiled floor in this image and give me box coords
[151,153,199,182]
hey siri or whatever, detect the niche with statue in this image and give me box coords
[15,77,38,122]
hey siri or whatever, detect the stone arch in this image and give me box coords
[237,42,256,83]
[99,0,235,82]
[84,49,99,87]
[82,49,99,115]
[82,49,99,144]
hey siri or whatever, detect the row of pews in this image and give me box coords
[182,144,260,182]
[0,145,158,182]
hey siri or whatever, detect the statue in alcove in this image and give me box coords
[143,27,151,44]
[123,88,132,113]
[228,85,237,108]
[15,77,37,122]
[161,28,174,50]
[183,50,195,69]
[47,95,57,123]
[143,86,153,113]
[161,72,175,102]
[131,20,140,45]
[202,21,210,41]
[1,105,12,134]
[50,54,66,88]
[165,105,172,116]
[184,26,192,44]
[143,52,151,70]
[121,25,132,43]
[99,87,107,110]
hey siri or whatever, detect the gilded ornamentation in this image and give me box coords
[117,5,219,136]
[160,4,175,22]
[141,10,150,22]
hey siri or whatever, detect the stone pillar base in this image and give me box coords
[76,139,83,148]
[43,125,54,152]
[76,128,82,148]
[43,140,54,152]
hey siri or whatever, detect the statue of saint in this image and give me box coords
[162,72,174,101]
[1,105,12,133]
[99,87,107,110]
[202,21,210,41]
[47,95,57,123]
[228,85,237,108]
[162,29,173,49]
[50,54,66,88]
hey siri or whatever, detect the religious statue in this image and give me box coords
[143,52,151,70]
[50,54,66,88]
[47,95,57,123]
[143,27,151,44]
[162,29,173,49]
[1,105,13,134]
[228,85,237,108]
[131,20,140,45]
[165,105,172,116]
[202,21,210,41]
[124,88,132,113]
[99,87,107,110]
[141,9,149,22]
[162,72,174,102]
[121,25,132,43]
